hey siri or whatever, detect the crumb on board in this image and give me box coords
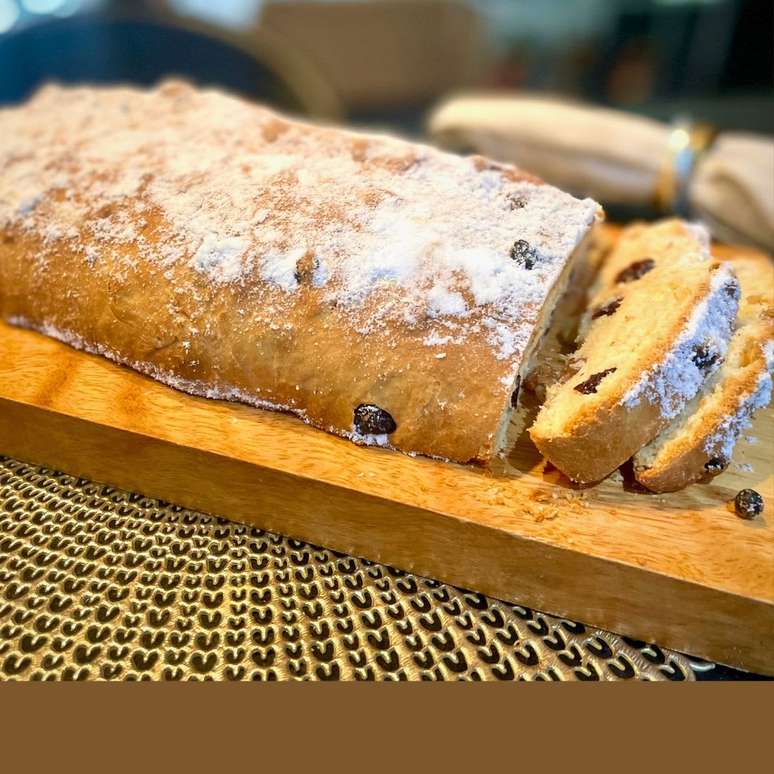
[483,485,590,522]
[529,487,589,521]
[533,506,560,523]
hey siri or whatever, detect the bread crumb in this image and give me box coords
[528,487,587,521]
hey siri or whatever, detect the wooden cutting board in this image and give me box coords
[1,236,772,674]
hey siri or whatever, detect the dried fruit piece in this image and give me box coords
[692,343,720,373]
[734,489,763,519]
[354,404,397,434]
[615,258,655,284]
[510,239,537,269]
[293,251,319,284]
[703,456,728,475]
[724,282,740,299]
[573,368,616,395]
[591,297,622,320]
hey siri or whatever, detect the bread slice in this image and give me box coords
[633,253,774,492]
[529,220,740,483]
[0,81,600,464]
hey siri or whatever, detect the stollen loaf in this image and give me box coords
[0,81,600,463]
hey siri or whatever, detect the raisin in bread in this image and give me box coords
[529,220,740,483]
[633,253,773,492]
[0,81,601,464]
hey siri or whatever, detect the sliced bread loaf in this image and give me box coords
[529,219,740,483]
[633,253,774,492]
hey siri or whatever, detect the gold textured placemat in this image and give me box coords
[0,456,716,681]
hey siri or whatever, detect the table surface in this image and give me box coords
[0,456,765,681]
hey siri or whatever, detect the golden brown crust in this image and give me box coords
[1,226,512,462]
[0,82,600,463]
[533,395,666,484]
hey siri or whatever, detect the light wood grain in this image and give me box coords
[1,234,772,674]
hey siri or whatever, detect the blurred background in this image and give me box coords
[0,0,771,132]
[0,0,771,233]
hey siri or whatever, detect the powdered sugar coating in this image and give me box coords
[702,367,772,459]
[0,81,598,365]
[622,264,739,417]
[702,340,774,459]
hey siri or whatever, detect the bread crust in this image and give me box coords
[0,82,599,463]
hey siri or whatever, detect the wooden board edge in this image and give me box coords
[4,395,772,675]
[3,320,772,602]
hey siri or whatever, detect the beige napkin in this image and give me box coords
[690,133,774,251]
[428,94,774,252]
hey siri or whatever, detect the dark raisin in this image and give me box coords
[704,456,729,475]
[354,404,397,435]
[734,489,764,520]
[692,344,720,373]
[510,239,537,269]
[508,194,527,210]
[615,258,655,284]
[724,282,739,299]
[591,297,623,320]
[510,376,522,408]
[574,368,616,394]
[293,252,319,284]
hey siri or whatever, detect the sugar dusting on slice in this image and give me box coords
[622,264,739,417]
[702,340,774,459]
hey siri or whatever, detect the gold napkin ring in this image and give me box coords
[655,121,716,215]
